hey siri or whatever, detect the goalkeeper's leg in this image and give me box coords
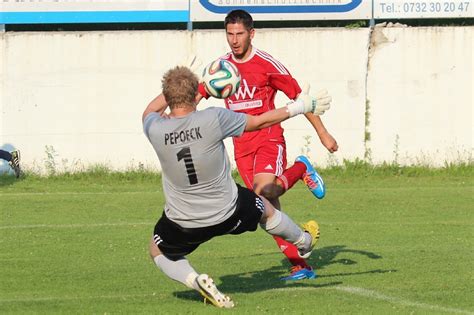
[258,197,317,260]
[253,172,316,279]
[0,149,12,162]
[149,238,234,308]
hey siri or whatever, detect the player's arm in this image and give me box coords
[245,92,329,131]
[245,107,290,131]
[294,84,339,153]
[195,91,205,104]
[304,113,338,153]
[142,94,168,122]
[142,92,204,122]
[268,62,339,152]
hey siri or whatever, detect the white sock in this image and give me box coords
[260,210,305,245]
[293,231,312,253]
[153,255,200,290]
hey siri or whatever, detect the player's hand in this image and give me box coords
[319,131,339,153]
[298,83,332,116]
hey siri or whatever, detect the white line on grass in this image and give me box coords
[0,222,150,230]
[2,220,468,230]
[0,293,159,304]
[336,286,473,314]
[2,286,472,314]
[270,285,473,314]
[0,185,461,197]
[0,191,159,196]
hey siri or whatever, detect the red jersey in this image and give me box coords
[199,47,301,159]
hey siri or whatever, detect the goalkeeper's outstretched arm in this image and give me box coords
[245,88,330,131]
[142,94,168,122]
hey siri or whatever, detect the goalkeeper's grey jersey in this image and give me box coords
[143,107,247,228]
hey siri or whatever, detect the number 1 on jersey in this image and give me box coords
[177,147,198,185]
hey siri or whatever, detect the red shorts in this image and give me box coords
[236,140,287,189]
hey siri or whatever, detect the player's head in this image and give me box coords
[225,9,253,31]
[224,10,255,60]
[162,66,198,110]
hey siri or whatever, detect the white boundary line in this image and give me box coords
[0,191,159,196]
[336,286,474,314]
[0,185,461,197]
[270,286,473,314]
[2,220,469,230]
[1,286,472,314]
[0,293,157,304]
[0,222,150,230]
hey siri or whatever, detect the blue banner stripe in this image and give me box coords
[0,11,189,24]
[198,0,363,14]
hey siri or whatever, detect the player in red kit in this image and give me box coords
[196,10,339,280]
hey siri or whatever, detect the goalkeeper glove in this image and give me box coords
[286,84,332,117]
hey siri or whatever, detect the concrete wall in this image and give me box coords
[367,27,473,165]
[0,27,472,173]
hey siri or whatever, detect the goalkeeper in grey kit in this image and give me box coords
[142,66,331,308]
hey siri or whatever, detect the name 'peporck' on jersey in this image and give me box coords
[143,107,247,228]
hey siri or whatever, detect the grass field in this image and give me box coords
[1,166,473,314]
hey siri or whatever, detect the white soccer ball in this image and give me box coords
[202,59,241,99]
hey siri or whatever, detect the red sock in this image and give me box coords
[276,162,306,192]
[273,236,310,269]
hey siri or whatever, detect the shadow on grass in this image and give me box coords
[308,245,396,278]
[173,265,341,305]
[174,276,342,305]
[311,245,383,269]
[173,244,396,302]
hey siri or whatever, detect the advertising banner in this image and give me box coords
[0,0,189,24]
[374,0,473,18]
[190,0,372,21]
[0,0,472,25]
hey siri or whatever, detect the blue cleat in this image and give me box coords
[295,155,325,199]
[280,265,317,281]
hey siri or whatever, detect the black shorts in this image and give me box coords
[152,184,265,261]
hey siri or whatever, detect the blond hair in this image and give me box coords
[162,66,199,109]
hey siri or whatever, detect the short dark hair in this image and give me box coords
[224,9,254,31]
